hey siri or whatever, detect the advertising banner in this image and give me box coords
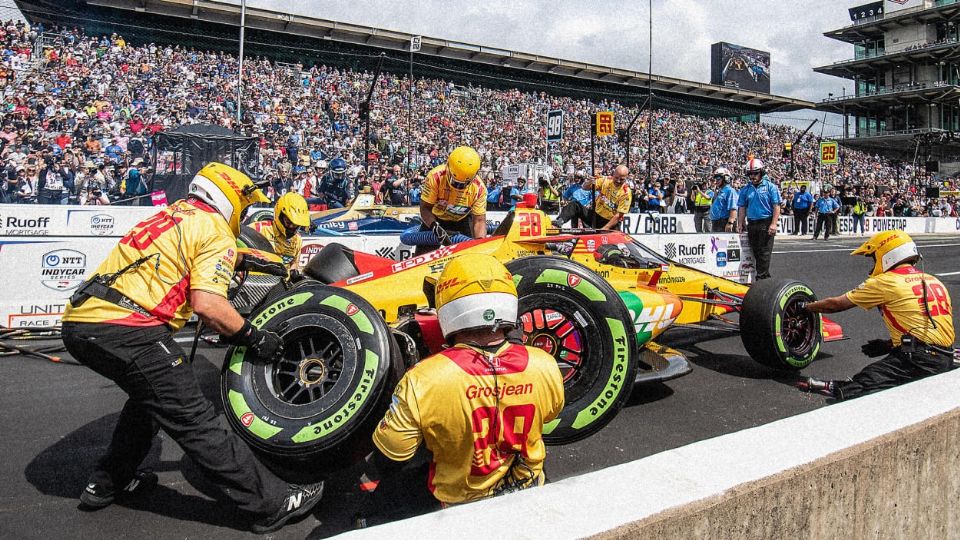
[0,204,156,237]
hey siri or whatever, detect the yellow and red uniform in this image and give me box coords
[373,342,564,504]
[593,176,632,220]
[63,199,237,330]
[846,265,954,347]
[420,164,487,222]
[251,220,302,269]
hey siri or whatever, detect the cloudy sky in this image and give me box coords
[238,0,863,132]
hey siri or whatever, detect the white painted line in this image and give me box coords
[775,242,960,254]
[936,271,960,277]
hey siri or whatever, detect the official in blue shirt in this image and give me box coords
[736,158,781,280]
[553,176,595,227]
[791,184,814,236]
[710,168,738,232]
[813,190,840,241]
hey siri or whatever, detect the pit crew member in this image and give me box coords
[415,146,488,255]
[799,231,956,400]
[251,192,311,270]
[363,253,565,511]
[552,165,631,230]
[709,167,737,232]
[313,157,353,209]
[736,158,781,279]
[61,162,323,533]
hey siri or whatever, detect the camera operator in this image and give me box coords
[538,174,561,213]
[37,154,74,205]
[691,177,714,232]
[78,161,111,206]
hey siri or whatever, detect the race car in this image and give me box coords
[223,208,840,475]
[246,193,421,235]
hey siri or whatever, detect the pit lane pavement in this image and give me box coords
[0,233,957,539]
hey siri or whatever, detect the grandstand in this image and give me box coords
[15,0,812,118]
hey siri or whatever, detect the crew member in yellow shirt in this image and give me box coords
[799,230,956,400]
[251,192,310,270]
[358,254,564,516]
[416,146,488,254]
[552,165,632,230]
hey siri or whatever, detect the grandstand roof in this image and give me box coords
[47,0,812,114]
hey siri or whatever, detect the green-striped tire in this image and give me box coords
[221,285,400,473]
[740,279,822,370]
[507,256,639,445]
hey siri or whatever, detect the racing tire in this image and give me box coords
[506,256,639,445]
[244,208,275,226]
[221,284,402,475]
[740,279,822,370]
[238,225,275,252]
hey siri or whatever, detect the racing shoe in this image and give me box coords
[252,481,325,534]
[79,469,158,510]
[796,377,836,397]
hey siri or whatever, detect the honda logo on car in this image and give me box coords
[41,249,87,290]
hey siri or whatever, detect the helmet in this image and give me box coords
[852,230,919,277]
[713,167,732,182]
[188,162,269,236]
[329,158,347,180]
[745,158,765,177]
[446,146,481,190]
[435,253,518,339]
[274,192,310,239]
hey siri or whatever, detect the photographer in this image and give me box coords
[691,177,714,232]
[538,174,561,213]
[37,156,73,205]
[77,161,110,206]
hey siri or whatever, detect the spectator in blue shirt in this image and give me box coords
[813,190,840,241]
[709,168,738,232]
[736,158,781,280]
[554,176,595,227]
[791,184,814,236]
[104,138,124,163]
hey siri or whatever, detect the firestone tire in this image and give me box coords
[740,278,823,370]
[506,256,639,445]
[221,285,401,474]
[237,225,274,252]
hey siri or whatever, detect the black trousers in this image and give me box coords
[746,218,775,280]
[813,213,831,240]
[412,218,474,255]
[62,322,287,515]
[711,218,730,232]
[555,201,604,229]
[834,347,953,401]
[793,208,810,235]
[830,213,840,235]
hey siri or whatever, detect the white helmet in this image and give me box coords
[435,253,518,339]
[745,158,765,175]
[713,167,732,182]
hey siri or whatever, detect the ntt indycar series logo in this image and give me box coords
[41,249,87,290]
[90,214,115,236]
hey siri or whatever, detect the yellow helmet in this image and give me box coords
[274,192,310,239]
[446,146,481,189]
[852,230,919,277]
[188,162,269,236]
[436,253,518,338]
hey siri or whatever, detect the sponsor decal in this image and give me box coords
[348,221,359,231]
[0,214,52,236]
[658,275,686,284]
[482,309,496,321]
[241,412,255,427]
[567,274,582,287]
[663,242,677,259]
[585,239,596,252]
[90,214,115,236]
[346,303,360,316]
[391,245,454,272]
[716,251,728,267]
[40,249,87,290]
[673,243,707,265]
[345,271,374,285]
[6,303,67,327]
[374,246,396,258]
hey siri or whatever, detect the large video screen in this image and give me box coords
[711,42,771,94]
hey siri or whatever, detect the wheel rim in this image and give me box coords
[520,307,587,386]
[266,326,344,406]
[781,296,816,357]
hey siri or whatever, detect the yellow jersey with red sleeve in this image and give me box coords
[62,199,237,331]
[372,342,564,504]
[593,176,632,220]
[420,164,487,222]
[845,265,954,347]
[251,220,302,269]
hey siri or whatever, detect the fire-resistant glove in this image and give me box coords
[223,320,284,361]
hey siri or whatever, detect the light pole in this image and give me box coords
[646,0,653,187]
[237,0,246,126]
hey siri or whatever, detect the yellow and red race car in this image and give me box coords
[223,207,842,472]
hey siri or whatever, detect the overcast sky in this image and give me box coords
[237,0,865,132]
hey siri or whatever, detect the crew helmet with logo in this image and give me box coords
[329,157,347,180]
[745,158,765,179]
[446,146,481,190]
[852,230,919,277]
[273,192,310,239]
[435,253,518,339]
[188,162,269,236]
[713,167,732,183]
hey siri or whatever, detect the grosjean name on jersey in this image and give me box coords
[465,382,534,400]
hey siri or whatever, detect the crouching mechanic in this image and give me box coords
[252,192,311,270]
[61,162,323,534]
[415,146,488,255]
[361,254,565,514]
[553,165,632,230]
[799,230,956,400]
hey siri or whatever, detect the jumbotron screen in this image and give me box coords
[711,42,771,94]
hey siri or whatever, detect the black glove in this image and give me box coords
[861,338,893,358]
[224,320,284,361]
[288,268,304,283]
[237,254,289,278]
[430,220,451,246]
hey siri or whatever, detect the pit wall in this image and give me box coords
[339,369,960,540]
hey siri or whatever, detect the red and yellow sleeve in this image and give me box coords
[189,233,237,297]
[420,166,444,206]
[372,375,424,462]
[470,182,488,216]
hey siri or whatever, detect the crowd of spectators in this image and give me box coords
[0,23,956,218]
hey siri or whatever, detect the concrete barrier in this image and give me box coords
[339,369,960,539]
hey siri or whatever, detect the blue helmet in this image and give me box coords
[330,158,347,180]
